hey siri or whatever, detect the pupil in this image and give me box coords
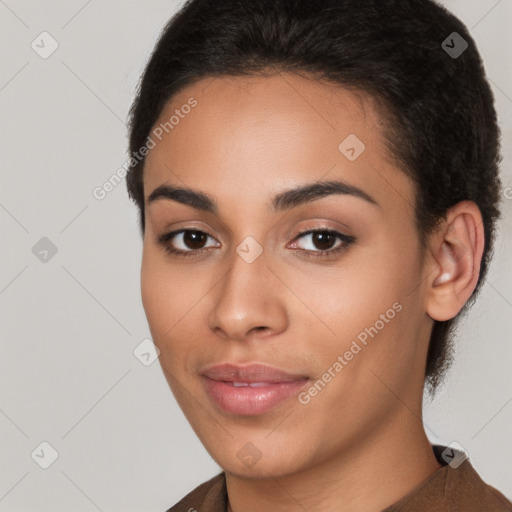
[313,232,334,251]
[184,231,206,249]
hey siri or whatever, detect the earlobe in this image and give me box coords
[425,201,485,321]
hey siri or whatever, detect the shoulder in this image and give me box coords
[443,458,512,511]
[385,446,512,511]
[164,472,227,512]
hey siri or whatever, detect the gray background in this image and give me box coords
[0,0,511,510]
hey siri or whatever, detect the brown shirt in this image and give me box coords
[165,446,512,511]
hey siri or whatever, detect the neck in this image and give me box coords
[225,413,441,512]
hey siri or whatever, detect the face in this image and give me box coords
[141,72,433,478]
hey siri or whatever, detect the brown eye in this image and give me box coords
[295,230,344,251]
[182,230,208,250]
[157,229,220,257]
[292,228,355,258]
[310,231,337,251]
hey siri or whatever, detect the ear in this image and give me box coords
[425,201,485,321]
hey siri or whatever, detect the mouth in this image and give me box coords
[200,362,310,415]
[223,381,293,387]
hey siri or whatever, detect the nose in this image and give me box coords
[208,245,288,342]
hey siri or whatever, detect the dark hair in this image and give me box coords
[126,0,502,393]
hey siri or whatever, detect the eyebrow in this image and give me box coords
[146,178,379,214]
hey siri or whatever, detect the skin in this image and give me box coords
[140,72,484,512]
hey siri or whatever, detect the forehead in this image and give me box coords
[143,72,412,216]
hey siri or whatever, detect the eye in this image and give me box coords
[290,228,355,258]
[157,229,219,257]
[157,227,355,259]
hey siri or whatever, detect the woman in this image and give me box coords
[125,0,512,510]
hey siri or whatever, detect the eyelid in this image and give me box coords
[288,227,355,256]
[157,228,220,250]
[289,227,348,246]
[287,218,352,240]
[157,224,355,259]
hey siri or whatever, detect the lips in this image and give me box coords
[201,362,308,383]
[200,363,310,415]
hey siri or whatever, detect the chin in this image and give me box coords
[222,457,301,480]
[202,435,311,480]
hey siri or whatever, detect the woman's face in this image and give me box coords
[141,72,433,477]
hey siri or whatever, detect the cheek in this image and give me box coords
[285,238,422,379]
[140,245,210,363]
[290,256,400,337]
[140,246,181,346]
[141,249,163,330]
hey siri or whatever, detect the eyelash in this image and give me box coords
[157,228,355,259]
